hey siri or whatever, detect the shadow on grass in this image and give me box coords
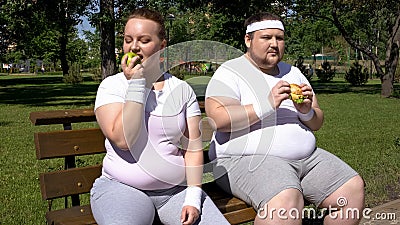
[0,75,99,107]
[0,76,63,86]
[0,121,13,126]
[311,80,385,95]
[0,75,397,108]
[0,74,95,86]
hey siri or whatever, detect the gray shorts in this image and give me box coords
[90,176,229,225]
[213,148,358,209]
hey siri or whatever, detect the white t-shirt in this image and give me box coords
[95,72,201,190]
[205,55,316,160]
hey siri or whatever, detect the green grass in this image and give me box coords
[313,83,400,207]
[0,73,399,224]
[0,74,99,224]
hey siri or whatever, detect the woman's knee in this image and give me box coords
[92,195,155,225]
[90,178,155,224]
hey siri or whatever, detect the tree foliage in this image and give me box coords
[291,0,400,97]
[1,0,93,76]
[1,0,398,97]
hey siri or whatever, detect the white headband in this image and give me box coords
[246,20,285,33]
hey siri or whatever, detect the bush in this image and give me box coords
[170,67,185,80]
[395,60,400,83]
[345,61,369,86]
[294,56,313,81]
[63,63,83,84]
[90,67,102,82]
[316,60,335,82]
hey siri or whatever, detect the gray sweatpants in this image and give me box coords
[90,176,229,225]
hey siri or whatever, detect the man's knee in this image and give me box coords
[266,188,304,209]
[256,189,303,224]
[321,175,365,209]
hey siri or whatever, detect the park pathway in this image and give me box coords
[360,199,400,224]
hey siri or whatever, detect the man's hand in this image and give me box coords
[180,205,200,225]
[269,80,291,108]
[293,83,313,114]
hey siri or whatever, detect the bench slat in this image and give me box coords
[214,197,249,213]
[40,165,102,200]
[34,128,106,159]
[224,207,257,225]
[45,205,96,225]
[30,109,96,126]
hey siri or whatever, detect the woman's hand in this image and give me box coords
[121,53,144,80]
[180,206,200,225]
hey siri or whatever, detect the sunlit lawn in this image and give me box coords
[0,73,399,224]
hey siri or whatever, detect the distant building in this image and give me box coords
[311,54,336,61]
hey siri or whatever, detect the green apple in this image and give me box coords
[124,52,141,66]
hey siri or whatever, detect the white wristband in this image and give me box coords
[183,186,202,212]
[125,78,146,104]
[298,108,315,122]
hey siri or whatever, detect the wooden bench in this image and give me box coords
[30,106,324,225]
[30,106,257,225]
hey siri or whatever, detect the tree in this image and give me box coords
[91,0,149,79]
[99,0,117,79]
[40,0,92,76]
[1,0,92,76]
[1,1,40,62]
[0,1,9,60]
[292,0,400,97]
[82,30,101,70]
[284,17,341,62]
[174,0,290,50]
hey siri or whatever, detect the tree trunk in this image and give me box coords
[381,14,400,97]
[60,32,69,76]
[100,0,116,80]
[382,43,398,97]
[59,3,69,77]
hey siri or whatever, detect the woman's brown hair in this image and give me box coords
[127,8,166,41]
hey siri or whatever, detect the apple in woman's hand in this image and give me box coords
[124,52,141,66]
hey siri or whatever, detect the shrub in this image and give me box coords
[90,67,102,82]
[395,60,400,83]
[294,56,313,81]
[169,66,185,80]
[316,60,335,82]
[63,63,83,84]
[345,61,369,86]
